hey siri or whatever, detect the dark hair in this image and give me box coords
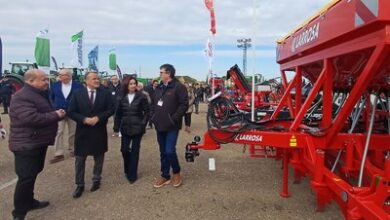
[160,64,175,78]
[121,76,138,95]
[84,71,98,80]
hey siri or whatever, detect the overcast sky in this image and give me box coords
[0,0,329,80]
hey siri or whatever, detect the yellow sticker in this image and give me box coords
[289,135,297,147]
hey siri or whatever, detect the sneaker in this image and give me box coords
[50,155,65,164]
[153,177,171,188]
[172,173,182,187]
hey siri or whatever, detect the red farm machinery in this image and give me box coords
[186,0,390,219]
[226,64,281,116]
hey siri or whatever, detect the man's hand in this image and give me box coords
[55,109,66,118]
[83,116,99,126]
[90,116,99,126]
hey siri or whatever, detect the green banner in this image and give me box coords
[34,37,50,67]
[109,51,116,70]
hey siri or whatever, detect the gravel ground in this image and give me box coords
[0,103,343,220]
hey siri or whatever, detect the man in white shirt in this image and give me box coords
[50,69,83,163]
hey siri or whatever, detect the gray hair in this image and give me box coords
[84,71,98,80]
[59,68,72,76]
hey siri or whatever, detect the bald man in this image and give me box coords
[8,69,66,220]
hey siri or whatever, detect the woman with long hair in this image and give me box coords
[114,76,150,183]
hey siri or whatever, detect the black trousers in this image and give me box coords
[1,95,10,113]
[184,113,192,127]
[12,146,48,218]
[75,154,105,186]
[121,134,142,181]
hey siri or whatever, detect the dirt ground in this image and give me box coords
[0,103,343,220]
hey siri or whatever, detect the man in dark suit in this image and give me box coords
[9,69,65,220]
[67,71,114,198]
[49,68,83,163]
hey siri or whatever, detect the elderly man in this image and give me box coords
[68,71,114,198]
[9,69,65,220]
[50,68,83,163]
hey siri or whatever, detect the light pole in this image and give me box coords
[237,38,251,75]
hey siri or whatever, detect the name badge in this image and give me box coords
[112,92,116,95]
[157,100,163,106]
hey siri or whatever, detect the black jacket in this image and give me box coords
[68,87,115,156]
[108,83,121,104]
[0,80,14,96]
[150,79,188,131]
[113,91,150,136]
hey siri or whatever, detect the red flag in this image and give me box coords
[204,0,216,35]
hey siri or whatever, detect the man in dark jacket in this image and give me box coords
[0,77,14,114]
[108,75,121,102]
[193,83,203,114]
[49,68,83,163]
[108,75,121,136]
[68,71,114,199]
[150,64,188,188]
[145,80,158,129]
[9,69,65,220]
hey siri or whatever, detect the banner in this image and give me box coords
[51,56,58,70]
[116,64,123,80]
[204,38,213,72]
[71,31,83,68]
[34,28,50,67]
[204,0,216,35]
[0,36,2,76]
[109,49,116,71]
[88,45,99,71]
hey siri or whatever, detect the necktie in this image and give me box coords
[89,90,95,106]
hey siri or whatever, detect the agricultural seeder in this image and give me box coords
[186,0,390,219]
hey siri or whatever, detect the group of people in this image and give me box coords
[7,64,189,220]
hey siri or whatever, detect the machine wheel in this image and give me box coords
[4,75,24,93]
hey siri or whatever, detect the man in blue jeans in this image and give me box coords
[150,64,188,188]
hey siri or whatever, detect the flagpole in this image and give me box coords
[251,0,258,122]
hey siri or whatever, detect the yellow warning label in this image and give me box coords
[289,135,297,147]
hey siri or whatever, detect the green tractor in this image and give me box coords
[2,62,37,92]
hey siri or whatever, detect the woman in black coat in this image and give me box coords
[114,76,150,183]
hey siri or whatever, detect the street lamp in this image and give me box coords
[237,38,252,75]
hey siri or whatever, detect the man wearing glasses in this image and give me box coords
[150,64,188,188]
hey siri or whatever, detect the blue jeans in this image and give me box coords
[157,130,180,179]
[121,134,142,181]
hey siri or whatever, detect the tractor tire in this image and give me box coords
[4,75,24,93]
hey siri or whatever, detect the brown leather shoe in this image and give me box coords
[50,155,64,164]
[153,177,171,188]
[172,173,182,187]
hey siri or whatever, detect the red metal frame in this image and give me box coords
[188,0,390,219]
